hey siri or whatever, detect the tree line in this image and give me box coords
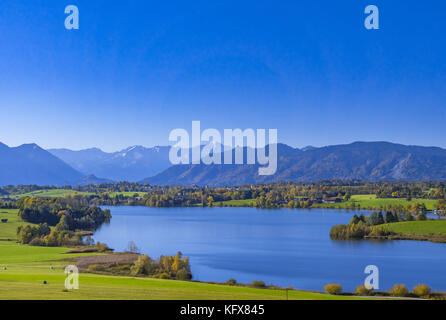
[16,197,110,246]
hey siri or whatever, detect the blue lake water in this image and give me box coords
[93,206,446,292]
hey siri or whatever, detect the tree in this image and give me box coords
[355,284,372,296]
[436,199,446,219]
[385,211,397,223]
[413,284,431,297]
[377,212,385,225]
[369,212,380,225]
[207,196,214,207]
[55,215,70,231]
[416,212,427,221]
[130,255,153,276]
[323,283,342,295]
[127,241,140,253]
[391,284,409,297]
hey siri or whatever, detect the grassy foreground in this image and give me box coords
[0,242,361,300]
[0,209,360,300]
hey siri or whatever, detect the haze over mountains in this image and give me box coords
[1,141,446,186]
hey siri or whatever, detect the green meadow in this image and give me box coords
[0,209,32,240]
[0,241,362,300]
[2,189,148,200]
[219,194,438,210]
[380,220,446,236]
[218,199,256,206]
[2,189,94,199]
[108,192,148,197]
[315,194,438,210]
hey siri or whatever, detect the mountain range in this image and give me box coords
[0,142,83,186]
[1,141,446,186]
[48,146,171,182]
[146,142,446,186]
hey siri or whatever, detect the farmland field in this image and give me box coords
[0,209,32,240]
[315,194,438,210]
[381,220,446,236]
[2,189,94,199]
[218,199,256,206]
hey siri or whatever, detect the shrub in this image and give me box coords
[130,254,152,276]
[324,283,343,295]
[96,242,110,253]
[87,264,104,272]
[175,269,192,281]
[329,224,371,240]
[158,272,171,279]
[413,284,431,297]
[251,280,266,288]
[29,237,43,246]
[391,284,409,297]
[226,278,237,286]
[355,284,372,296]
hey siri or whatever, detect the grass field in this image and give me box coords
[381,220,446,236]
[0,209,32,240]
[0,241,364,300]
[2,189,149,200]
[2,189,94,199]
[108,192,148,197]
[219,199,256,206]
[219,195,438,210]
[315,194,437,210]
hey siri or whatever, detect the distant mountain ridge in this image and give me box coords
[48,145,171,182]
[0,142,83,186]
[143,141,446,186]
[2,141,446,187]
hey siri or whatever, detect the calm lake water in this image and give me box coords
[94,206,446,292]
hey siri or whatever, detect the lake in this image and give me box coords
[93,206,446,292]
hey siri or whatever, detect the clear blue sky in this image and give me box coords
[0,0,445,152]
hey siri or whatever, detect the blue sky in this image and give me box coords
[0,0,445,152]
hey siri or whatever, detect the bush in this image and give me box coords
[175,269,192,281]
[130,254,152,276]
[251,280,266,288]
[355,284,372,296]
[29,237,43,246]
[324,283,343,295]
[96,242,110,253]
[158,272,171,279]
[329,224,371,240]
[413,284,431,297]
[226,278,237,286]
[391,284,409,297]
[87,264,104,272]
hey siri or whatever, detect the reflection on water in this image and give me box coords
[93,206,446,291]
